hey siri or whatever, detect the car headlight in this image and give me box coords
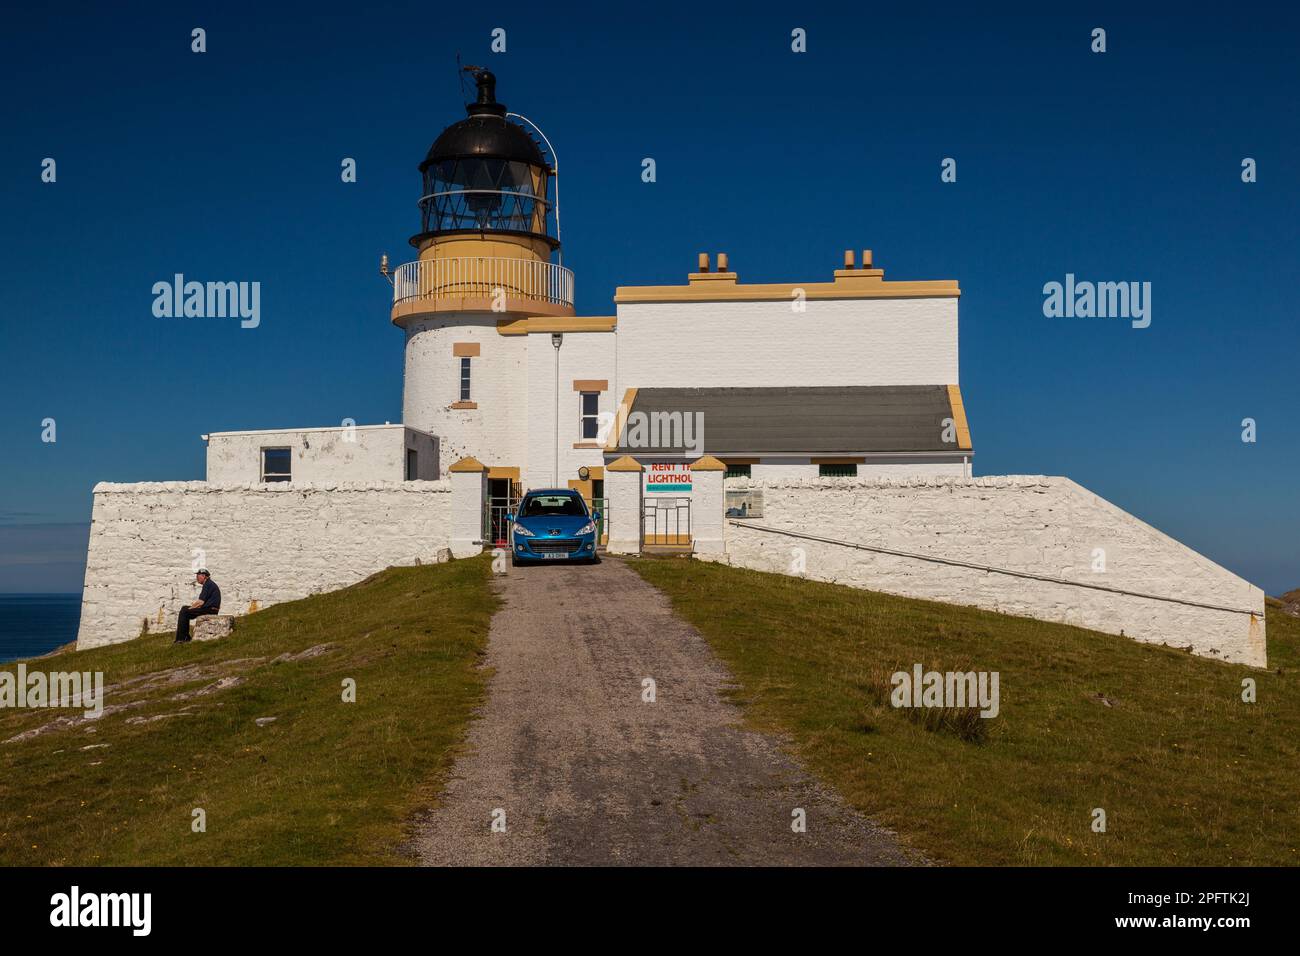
[576,521,596,535]
[512,524,535,537]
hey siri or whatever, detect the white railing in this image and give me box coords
[392,257,574,309]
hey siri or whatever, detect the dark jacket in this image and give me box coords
[198,579,221,611]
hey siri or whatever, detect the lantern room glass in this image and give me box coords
[420,157,552,237]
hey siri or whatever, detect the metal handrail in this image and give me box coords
[507,111,562,266]
[391,257,574,308]
[728,521,1260,616]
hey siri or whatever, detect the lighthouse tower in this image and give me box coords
[392,70,574,474]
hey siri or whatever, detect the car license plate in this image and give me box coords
[541,552,566,559]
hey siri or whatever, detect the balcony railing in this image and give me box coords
[392,257,574,310]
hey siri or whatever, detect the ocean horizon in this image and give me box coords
[0,593,81,663]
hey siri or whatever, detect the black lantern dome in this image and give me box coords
[414,71,557,249]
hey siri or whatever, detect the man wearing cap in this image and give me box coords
[175,569,221,643]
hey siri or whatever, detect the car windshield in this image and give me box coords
[520,494,587,518]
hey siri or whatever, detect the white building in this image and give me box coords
[206,69,973,512]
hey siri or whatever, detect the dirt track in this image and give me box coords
[414,556,915,866]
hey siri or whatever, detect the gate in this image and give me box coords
[483,493,518,550]
[642,495,691,548]
[591,497,609,549]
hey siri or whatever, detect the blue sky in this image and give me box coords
[0,1,1296,594]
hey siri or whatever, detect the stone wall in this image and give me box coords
[718,476,1266,667]
[77,480,454,649]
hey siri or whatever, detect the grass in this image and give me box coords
[0,557,496,866]
[630,557,1299,866]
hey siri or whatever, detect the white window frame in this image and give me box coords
[578,391,600,440]
[261,446,292,483]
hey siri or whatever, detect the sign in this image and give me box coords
[645,461,691,493]
[725,488,763,518]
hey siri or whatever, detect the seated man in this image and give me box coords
[175,569,221,643]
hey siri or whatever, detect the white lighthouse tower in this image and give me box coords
[390,70,574,494]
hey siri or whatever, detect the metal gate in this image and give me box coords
[642,495,691,548]
[483,494,518,550]
[591,497,609,549]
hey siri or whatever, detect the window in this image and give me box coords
[406,448,418,481]
[520,493,588,518]
[724,463,752,479]
[261,447,292,482]
[579,391,599,440]
[459,357,472,401]
[819,463,857,478]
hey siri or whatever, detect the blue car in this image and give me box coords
[508,489,601,565]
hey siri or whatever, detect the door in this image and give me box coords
[484,478,517,548]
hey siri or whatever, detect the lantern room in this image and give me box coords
[390,69,574,323]
[412,69,558,254]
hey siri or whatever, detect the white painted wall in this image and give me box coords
[715,476,1266,667]
[449,469,487,558]
[691,468,725,553]
[77,480,454,649]
[615,297,959,391]
[745,457,966,480]
[401,296,960,487]
[623,456,967,490]
[403,314,530,469]
[604,467,643,554]
[523,329,616,490]
[205,425,438,483]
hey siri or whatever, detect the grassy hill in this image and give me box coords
[0,558,495,866]
[631,557,1299,866]
[1271,591,1300,618]
[5,551,1292,867]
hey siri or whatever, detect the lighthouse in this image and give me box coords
[74,58,1266,672]
[392,69,575,477]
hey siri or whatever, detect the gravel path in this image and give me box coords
[414,556,915,866]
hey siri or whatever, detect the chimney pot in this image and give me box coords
[844,249,855,269]
[862,249,873,269]
[698,252,710,273]
[717,252,729,272]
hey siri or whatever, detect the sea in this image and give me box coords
[0,594,82,663]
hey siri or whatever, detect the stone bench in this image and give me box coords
[193,615,236,642]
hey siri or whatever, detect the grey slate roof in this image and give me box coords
[612,385,965,456]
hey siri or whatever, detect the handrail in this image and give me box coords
[418,189,553,210]
[391,257,574,308]
[728,521,1260,616]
